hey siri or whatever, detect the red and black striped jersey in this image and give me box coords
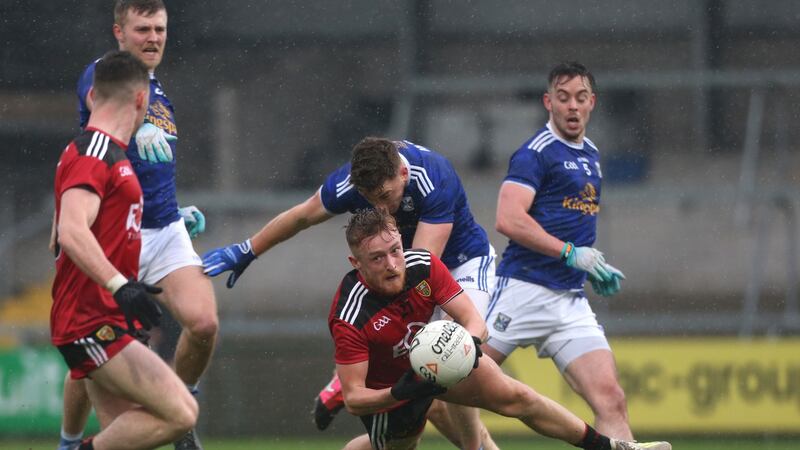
[51,127,143,346]
[328,249,462,391]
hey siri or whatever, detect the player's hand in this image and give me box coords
[471,336,483,369]
[202,239,257,288]
[589,263,625,297]
[112,280,163,331]
[179,205,206,238]
[390,369,447,401]
[135,123,176,164]
[561,242,613,282]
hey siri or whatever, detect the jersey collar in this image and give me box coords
[546,121,588,150]
[84,126,129,150]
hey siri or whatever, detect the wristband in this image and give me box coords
[560,242,574,261]
[104,273,128,294]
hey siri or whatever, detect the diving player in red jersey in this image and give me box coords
[329,209,671,450]
[51,50,197,450]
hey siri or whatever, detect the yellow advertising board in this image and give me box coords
[477,338,800,433]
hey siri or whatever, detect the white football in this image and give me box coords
[409,320,476,387]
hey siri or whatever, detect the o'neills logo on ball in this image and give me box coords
[431,322,459,354]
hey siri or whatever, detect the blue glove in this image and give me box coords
[135,122,176,163]
[179,205,206,238]
[561,242,613,282]
[202,239,257,288]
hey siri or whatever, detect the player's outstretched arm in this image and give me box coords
[249,189,333,255]
[336,361,397,415]
[337,363,443,416]
[202,240,256,288]
[202,191,333,288]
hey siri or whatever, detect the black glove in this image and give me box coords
[390,369,447,401]
[112,280,163,331]
[472,336,483,369]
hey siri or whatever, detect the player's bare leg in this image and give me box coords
[443,401,493,450]
[442,356,588,444]
[341,434,372,450]
[57,375,91,449]
[158,266,216,449]
[436,299,499,450]
[157,265,218,386]
[342,433,421,450]
[563,349,632,440]
[85,340,198,449]
[423,400,461,446]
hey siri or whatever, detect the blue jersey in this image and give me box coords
[497,123,602,290]
[319,140,489,269]
[77,59,180,229]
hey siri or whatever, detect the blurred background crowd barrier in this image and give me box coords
[1,0,798,438]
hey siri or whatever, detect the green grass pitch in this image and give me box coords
[3,436,799,449]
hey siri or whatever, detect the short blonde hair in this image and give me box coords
[114,0,166,26]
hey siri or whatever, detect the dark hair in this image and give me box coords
[93,50,149,101]
[345,208,398,250]
[548,61,596,92]
[350,137,402,194]
[114,0,166,26]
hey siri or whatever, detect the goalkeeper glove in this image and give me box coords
[111,279,163,331]
[202,239,257,288]
[135,123,176,164]
[561,242,613,282]
[390,369,447,401]
[179,205,206,238]
[589,263,626,297]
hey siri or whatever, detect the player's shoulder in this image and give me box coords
[404,248,433,284]
[397,140,448,167]
[72,129,128,167]
[332,270,381,330]
[583,136,599,152]
[522,125,560,154]
[397,141,453,196]
[324,162,356,199]
[78,58,101,80]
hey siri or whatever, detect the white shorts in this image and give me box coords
[432,246,496,320]
[485,276,609,371]
[138,218,202,285]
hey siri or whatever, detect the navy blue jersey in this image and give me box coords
[77,59,179,229]
[319,140,489,269]
[497,123,602,290]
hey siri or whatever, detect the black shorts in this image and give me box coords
[359,396,434,450]
[57,325,149,379]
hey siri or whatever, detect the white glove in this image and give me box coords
[135,123,176,163]
[179,206,205,238]
[561,242,612,282]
